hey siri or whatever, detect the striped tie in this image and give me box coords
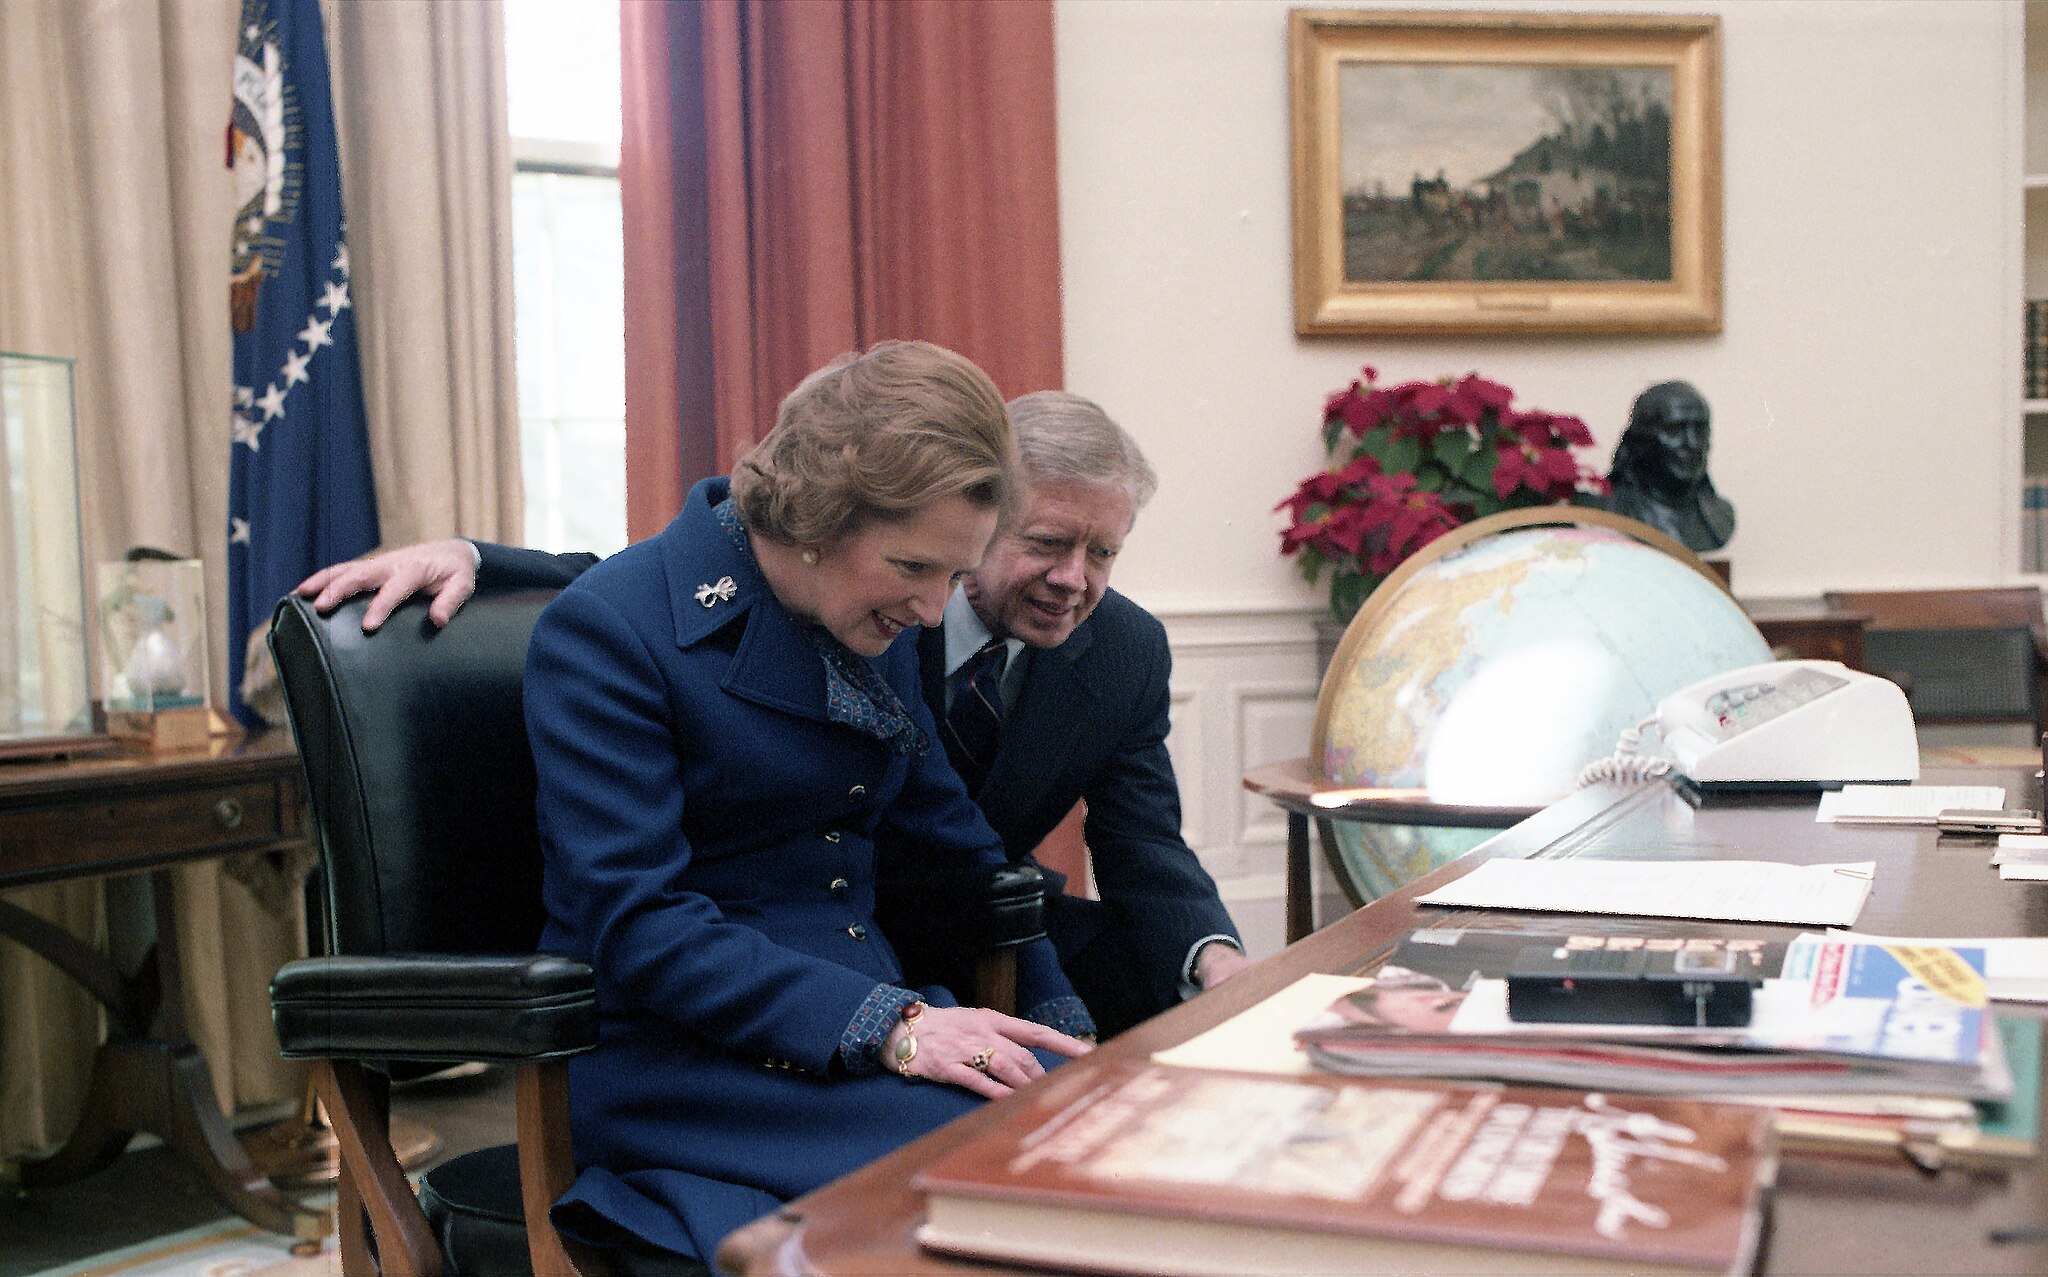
[942,640,1008,795]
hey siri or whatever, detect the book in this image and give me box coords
[914,1060,1778,1277]
[1297,936,2012,1103]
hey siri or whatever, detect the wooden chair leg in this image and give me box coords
[517,1059,610,1277]
[336,1153,375,1277]
[315,1060,442,1277]
[974,948,1018,1016]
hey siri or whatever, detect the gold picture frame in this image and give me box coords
[1290,9,1721,336]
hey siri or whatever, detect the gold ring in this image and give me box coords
[969,1047,996,1074]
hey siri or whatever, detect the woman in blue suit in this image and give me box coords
[523,341,1094,1269]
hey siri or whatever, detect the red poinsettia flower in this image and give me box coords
[1280,366,1607,621]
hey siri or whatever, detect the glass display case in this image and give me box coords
[97,557,212,748]
[0,351,102,758]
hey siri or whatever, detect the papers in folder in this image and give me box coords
[1414,858,1876,927]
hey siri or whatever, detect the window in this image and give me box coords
[505,0,625,556]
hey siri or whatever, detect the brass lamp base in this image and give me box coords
[240,1083,441,1187]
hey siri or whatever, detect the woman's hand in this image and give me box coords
[884,1005,1093,1100]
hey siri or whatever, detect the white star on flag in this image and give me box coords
[233,411,265,451]
[332,244,349,275]
[318,280,350,315]
[230,517,251,545]
[298,315,333,352]
[282,348,312,386]
[234,385,254,408]
[255,382,289,421]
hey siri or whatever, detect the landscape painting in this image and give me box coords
[1338,63,1673,284]
[1290,10,1721,336]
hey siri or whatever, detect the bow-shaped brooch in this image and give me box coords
[694,576,738,608]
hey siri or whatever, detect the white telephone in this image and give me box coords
[1582,659,1919,789]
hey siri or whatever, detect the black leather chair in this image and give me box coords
[265,588,1045,1277]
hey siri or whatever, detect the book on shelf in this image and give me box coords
[914,1059,1778,1277]
[2027,299,2048,400]
[1295,934,2011,1104]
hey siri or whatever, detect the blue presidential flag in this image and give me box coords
[227,0,378,727]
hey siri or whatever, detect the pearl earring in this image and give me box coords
[801,549,819,566]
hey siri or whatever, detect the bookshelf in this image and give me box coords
[2023,3,2048,577]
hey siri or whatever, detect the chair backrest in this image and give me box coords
[268,590,558,958]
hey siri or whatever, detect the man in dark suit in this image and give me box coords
[296,392,1247,1037]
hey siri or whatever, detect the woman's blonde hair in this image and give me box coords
[731,340,1017,546]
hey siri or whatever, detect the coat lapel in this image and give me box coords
[658,479,833,724]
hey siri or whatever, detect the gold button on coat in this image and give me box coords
[829,878,849,896]
[846,923,867,940]
[848,784,866,799]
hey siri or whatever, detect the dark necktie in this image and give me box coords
[942,640,1008,795]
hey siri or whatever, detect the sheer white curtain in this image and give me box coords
[0,0,519,1162]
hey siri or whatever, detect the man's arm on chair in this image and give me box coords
[297,539,599,632]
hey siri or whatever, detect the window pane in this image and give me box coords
[512,170,625,557]
[505,0,620,148]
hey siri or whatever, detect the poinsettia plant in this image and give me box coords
[1276,366,1610,623]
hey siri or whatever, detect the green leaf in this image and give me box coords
[1331,573,1371,623]
[1465,446,1500,495]
[1432,431,1478,479]
[1322,414,1346,456]
[1382,434,1423,475]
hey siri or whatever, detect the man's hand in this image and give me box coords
[1194,940,1252,990]
[295,539,480,633]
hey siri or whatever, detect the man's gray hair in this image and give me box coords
[1006,391,1159,512]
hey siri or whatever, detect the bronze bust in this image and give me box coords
[1605,381,1735,553]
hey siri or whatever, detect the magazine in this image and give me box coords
[1297,936,2011,1103]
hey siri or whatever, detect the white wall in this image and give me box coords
[1052,0,2021,951]
[1056,0,2017,610]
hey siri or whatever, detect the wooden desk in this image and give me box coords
[719,771,2048,1275]
[0,731,325,1241]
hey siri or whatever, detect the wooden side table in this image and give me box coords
[0,731,325,1241]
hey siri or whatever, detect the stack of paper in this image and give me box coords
[1412,858,1876,928]
[1816,784,2007,824]
[1995,833,2048,882]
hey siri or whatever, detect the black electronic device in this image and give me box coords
[1506,943,1756,1028]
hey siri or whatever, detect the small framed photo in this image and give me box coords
[1290,9,1722,336]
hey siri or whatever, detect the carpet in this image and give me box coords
[34,1215,338,1277]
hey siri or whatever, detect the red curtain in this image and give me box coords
[620,0,1066,540]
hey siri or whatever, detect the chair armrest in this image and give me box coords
[977,862,1047,950]
[271,953,596,1063]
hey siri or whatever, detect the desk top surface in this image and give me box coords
[720,772,2048,1276]
[0,729,296,806]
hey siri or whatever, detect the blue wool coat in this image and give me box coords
[524,478,1083,1263]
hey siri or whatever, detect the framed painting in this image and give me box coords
[1290,9,1721,336]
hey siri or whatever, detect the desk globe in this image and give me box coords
[1314,508,1769,902]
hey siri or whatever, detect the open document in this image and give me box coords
[1413,858,1875,927]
